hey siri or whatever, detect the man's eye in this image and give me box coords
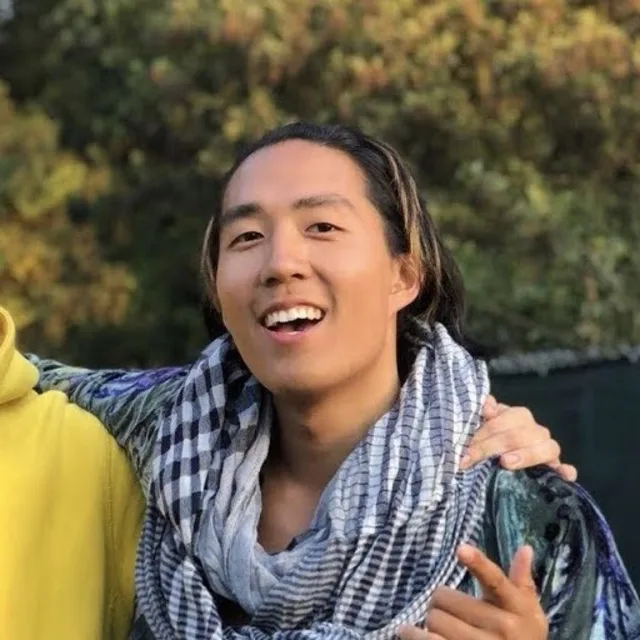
[230,231,262,246]
[309,222,338,233]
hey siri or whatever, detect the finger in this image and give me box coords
[396,624,429,640]
[430,586,519,635]
[426,607,493,640]
[498,438,561,471]
[464,419,551,470]
[555,463,578,482]
[481,397,510,421]
[457,544,524,613]
[481,394,499,419]
[463,406,551,470]
[462,421,508,469]
[473,407,538,445]
[459,440,490,470]
[508,545,537,595]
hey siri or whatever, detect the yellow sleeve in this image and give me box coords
[105,433,145,640]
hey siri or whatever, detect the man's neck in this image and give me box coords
[270,354,401,490]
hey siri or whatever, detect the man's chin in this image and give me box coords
[260,367,334,399]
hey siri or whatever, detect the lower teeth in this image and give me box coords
[272,320,316,332]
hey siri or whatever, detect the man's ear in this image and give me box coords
[390,255,421,313]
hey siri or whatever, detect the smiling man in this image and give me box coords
[22,122,635,640]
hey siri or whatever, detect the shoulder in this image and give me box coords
[486,465,588,538]
[482,466,640,638]
[79,365,190,419]
[30,360,191,485]
[484,465,616,581]
[103,426,145,637]
[483,466,596,593]
[34,360,190,416]
[1,385,115,474]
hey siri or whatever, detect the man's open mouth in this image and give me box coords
[261,305,325,333]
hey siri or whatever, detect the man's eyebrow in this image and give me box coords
[292,194,355,211]
[219,202,264,228]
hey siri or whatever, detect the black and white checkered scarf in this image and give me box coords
[134,323,492,639]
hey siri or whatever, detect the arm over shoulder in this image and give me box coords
[28,355,189,484]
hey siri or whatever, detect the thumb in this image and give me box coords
[508,545,537,594]
[482,394,499,419]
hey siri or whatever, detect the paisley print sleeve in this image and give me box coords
[480,467,640,639]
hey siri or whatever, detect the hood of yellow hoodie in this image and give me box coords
[0,307,39,404]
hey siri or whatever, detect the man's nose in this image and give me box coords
[259,226,311,287]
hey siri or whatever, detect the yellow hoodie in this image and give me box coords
[0,307,144,640]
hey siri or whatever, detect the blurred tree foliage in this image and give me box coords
[1,0,639,365]
[0,81,134,354]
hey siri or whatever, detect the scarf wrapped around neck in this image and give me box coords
[134,323,493,639]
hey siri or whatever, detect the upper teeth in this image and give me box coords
[264,306,324,328]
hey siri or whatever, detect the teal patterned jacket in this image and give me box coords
[28,356,640,639]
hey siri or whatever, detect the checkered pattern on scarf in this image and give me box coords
[134,324,493,639]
